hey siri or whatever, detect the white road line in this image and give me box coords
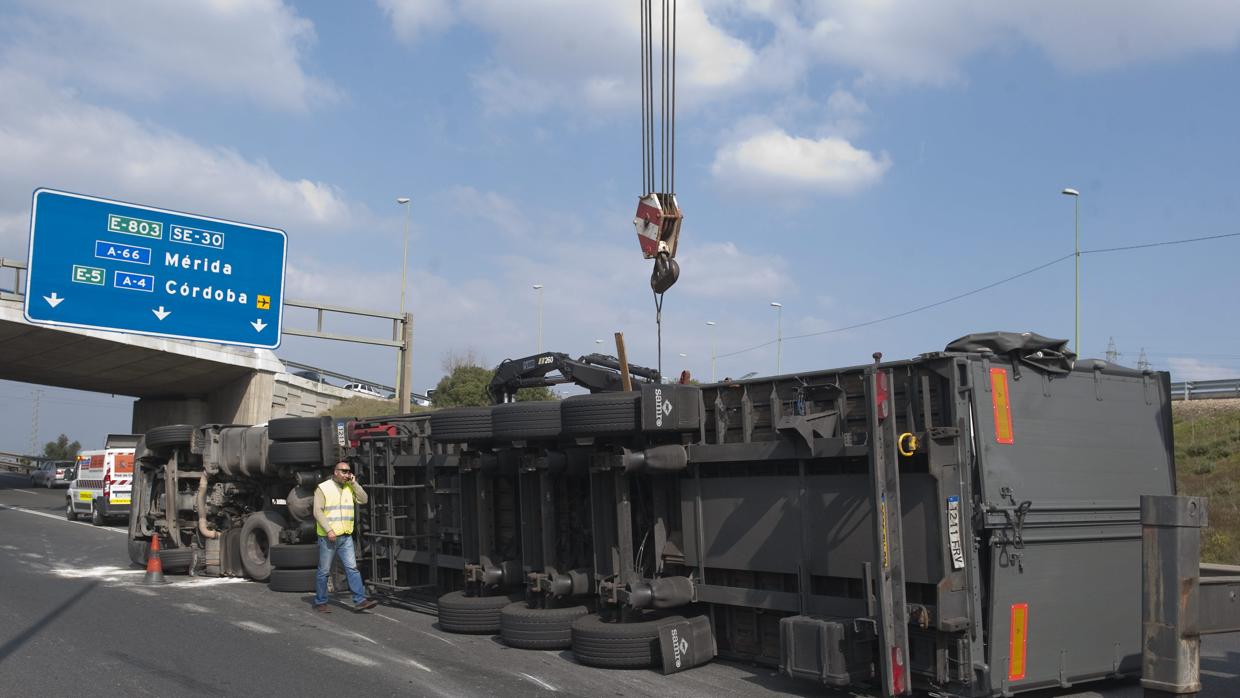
[127,587,158,597]
[11,489,38,495]
[405,658,433,673]
[315,647,378,667]
[374,612,402,623]
[0,503,127,534]
[418,629,457,647]
[519,673,558,692]
[178,603,211,613]
[234,621,279,634]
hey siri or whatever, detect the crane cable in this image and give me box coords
[641,0,676,379]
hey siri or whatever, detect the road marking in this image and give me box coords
[20,552,44,559]
[179,603,211,613]
[418,629,457,647]
[127,587,158,597]
[51,565,144,579]
[234,621,279,634]
[404,658,433,673]
[0,503,127,534]
[374,612,402,623]
[315,647,378,667]
[519,673,558,692]
[11,489,38,495]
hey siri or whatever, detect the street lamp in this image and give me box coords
[770,302,783,375]
[532,284,544,353]
[705,321,717,382]
[395,197,412,412]
[396,198,411,315]
[1062,188,1080,354]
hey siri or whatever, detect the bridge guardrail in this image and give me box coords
[1171,379,1240,401]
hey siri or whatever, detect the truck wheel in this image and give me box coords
[429,407,493,443]
[268,440,324,466]
[571,612,686,669]
[500,602,590,650]
[492,402,562,441]
[128,539,149,567]
[561,392,641,436]
[145,424,195,453]
[269,568,317,592]
[270,543,318,569]
[158,547,194,574]
[65,500,78,521]
[240,510,287,582]
[437,590,522,634]
[268,417,329,442]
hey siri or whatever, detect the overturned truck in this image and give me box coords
[131,333,1224,696]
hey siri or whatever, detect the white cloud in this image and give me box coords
[1167,357,1237,382]
[378,0,456,43]
[677,242,793,300]
[385,0,755,113]
[711,128,890,195]
[4,0,336,111]
[0,70,353,256]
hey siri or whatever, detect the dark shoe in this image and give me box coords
[314,604,332,613]
[354,598,378,612]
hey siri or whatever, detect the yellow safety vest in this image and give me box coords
[317,480,356,536]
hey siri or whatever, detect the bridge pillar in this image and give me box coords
[131,370,276,434]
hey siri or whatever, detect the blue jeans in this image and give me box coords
[315,534,366,606]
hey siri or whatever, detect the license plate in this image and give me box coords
[78,492,93,501]
[110,497,130,505]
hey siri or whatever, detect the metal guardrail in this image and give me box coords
[1170,379,1240,401]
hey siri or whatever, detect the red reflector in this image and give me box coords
[891,646,906,694]
[875,371,891,422]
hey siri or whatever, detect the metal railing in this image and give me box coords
[1170,379,1240,401]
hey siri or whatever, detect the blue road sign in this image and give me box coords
[24,189,286,349]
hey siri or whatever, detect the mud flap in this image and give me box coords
[658,615,716,674]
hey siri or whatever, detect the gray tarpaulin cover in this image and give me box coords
[945,331,1077,374]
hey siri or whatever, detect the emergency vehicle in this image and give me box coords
[66,434,140,525]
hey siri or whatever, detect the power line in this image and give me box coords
[714,230,1240,361]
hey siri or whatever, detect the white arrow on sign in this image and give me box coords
[152,306,171,321]
[251,319,268,332]
[43,292,64,308]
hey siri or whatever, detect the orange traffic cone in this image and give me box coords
[140,536,169,585]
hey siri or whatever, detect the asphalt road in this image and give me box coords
[1,469,1237,697]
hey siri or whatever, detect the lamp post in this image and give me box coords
[532,284,544,353]
[395,197,412,412]
[770,302,783,375]
[705,321,717,382]
[1062,188,1080,354]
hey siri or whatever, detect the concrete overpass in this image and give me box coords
[1,258,371,432]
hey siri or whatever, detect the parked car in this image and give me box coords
[293,369,324,383]
[343,382,385,399]
[30,461,74,488]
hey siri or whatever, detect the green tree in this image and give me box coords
[43,434,80,460]
[432,351,557,407]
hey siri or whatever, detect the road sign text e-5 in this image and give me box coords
[72,265,105,286]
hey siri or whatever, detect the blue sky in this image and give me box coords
[2,1,1239,453]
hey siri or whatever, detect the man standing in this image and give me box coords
[313,461,378,612]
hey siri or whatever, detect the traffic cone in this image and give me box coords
[140,536,169,585]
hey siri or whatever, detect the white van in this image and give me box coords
[67,447,135,525]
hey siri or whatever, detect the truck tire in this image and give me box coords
[269,568,317,592]
[561,392,641,436]
[500,602,590,650]
[437,590,522,634]
[570,612,686,669]
[269,441,324,466]
[429,407,493,443]
[145,424,195,452]
[240,510,287,582]
[128,539,149,567]
[270,543,318,569]
[492,402,561,441]
[158,546,194,573]
[268,417,328,442]
[66,499,78,522]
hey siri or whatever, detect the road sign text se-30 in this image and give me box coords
[25,189,287,348]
